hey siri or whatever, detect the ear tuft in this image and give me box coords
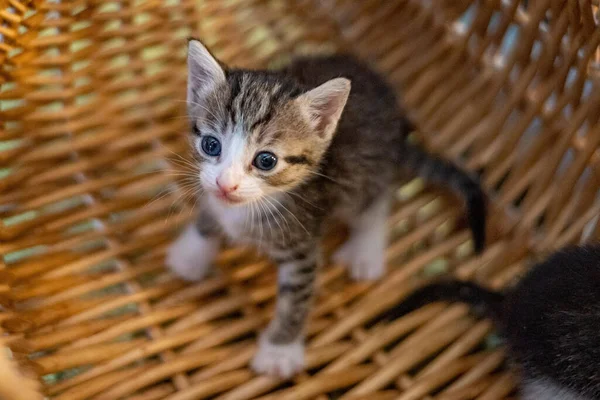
[297,78,351,140]
[187,39,226,107]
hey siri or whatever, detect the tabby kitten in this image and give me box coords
[386,244,600,399]
[166,39,486,378]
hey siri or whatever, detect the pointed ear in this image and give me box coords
[296,78,351,141]
[187,39,226,108]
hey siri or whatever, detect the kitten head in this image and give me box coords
[186,39,350,206]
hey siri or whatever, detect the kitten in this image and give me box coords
[166,39,487,378]
[385,244,600,399]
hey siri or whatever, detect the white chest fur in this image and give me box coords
[206,195,250,242]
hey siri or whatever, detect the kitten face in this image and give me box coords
[187,40,350,207]
[190,91,319,205]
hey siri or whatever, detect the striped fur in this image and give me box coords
[167,39,488,378]
[268,245,318,344]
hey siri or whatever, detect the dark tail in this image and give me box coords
[401,141,487,253]
[384,280,505,323]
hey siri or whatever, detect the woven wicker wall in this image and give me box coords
[1,0,599,399]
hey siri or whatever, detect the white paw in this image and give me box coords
[166,224,219,281]
[332,236,386,281]
[250,334,305,379]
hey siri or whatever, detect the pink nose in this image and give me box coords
[216,178,238,193]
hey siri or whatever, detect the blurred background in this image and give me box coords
[1,0,599,399]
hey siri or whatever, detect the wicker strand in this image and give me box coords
[0,0,599,398]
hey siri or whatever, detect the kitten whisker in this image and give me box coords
[250,199,256,240]
[163,170,199,178]
[162,168,198,174]
[307,170,340,184]
[173,181,201,192]
[267,195,309,235]
[144,179,198,210]
[186,186,203,219]
[258,201,264,249]
[243,198,252,232]
[258,199,274,241]
[163,185,195,225]
[263,196,288,243]
[174,187,201,223]
[269,196,292,235]
[159,144,200,170]
[180,186,202,221]
[165,156,200,172]
[281,190,323,210]
[144,187,175,210]
[164,159,199,173]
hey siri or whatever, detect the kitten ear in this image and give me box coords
[296,78,351,140]
[187,39,226,107]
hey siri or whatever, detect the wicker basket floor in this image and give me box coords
[1,0,600,399]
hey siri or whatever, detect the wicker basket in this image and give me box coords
[1,0,599,398]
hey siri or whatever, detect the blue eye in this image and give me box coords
[254,152,278,171]
[201,136,221,157]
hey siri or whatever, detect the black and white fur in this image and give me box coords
[167,39,487,378]
[386,244,600,399]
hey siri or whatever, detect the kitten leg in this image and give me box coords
[251,245,318,378]
[333,194,390,281]
[166,208,220,281]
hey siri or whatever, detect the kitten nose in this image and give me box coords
[216,178,238,193]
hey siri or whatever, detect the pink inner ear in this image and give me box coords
[301,78,351,137]
[310,99,340,132]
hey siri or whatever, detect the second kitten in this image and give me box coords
[386,244,600,399]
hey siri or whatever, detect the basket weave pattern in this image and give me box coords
[1,0,600,398]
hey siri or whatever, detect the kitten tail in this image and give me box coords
[384,280,505,323]
[401,141,487,253]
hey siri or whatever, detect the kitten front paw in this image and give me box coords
[166,224,219,281]
[250,334,305,379]
[332,238,385,281]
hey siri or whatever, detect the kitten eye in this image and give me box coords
[201,136,221,157]
[253,152,278,171]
